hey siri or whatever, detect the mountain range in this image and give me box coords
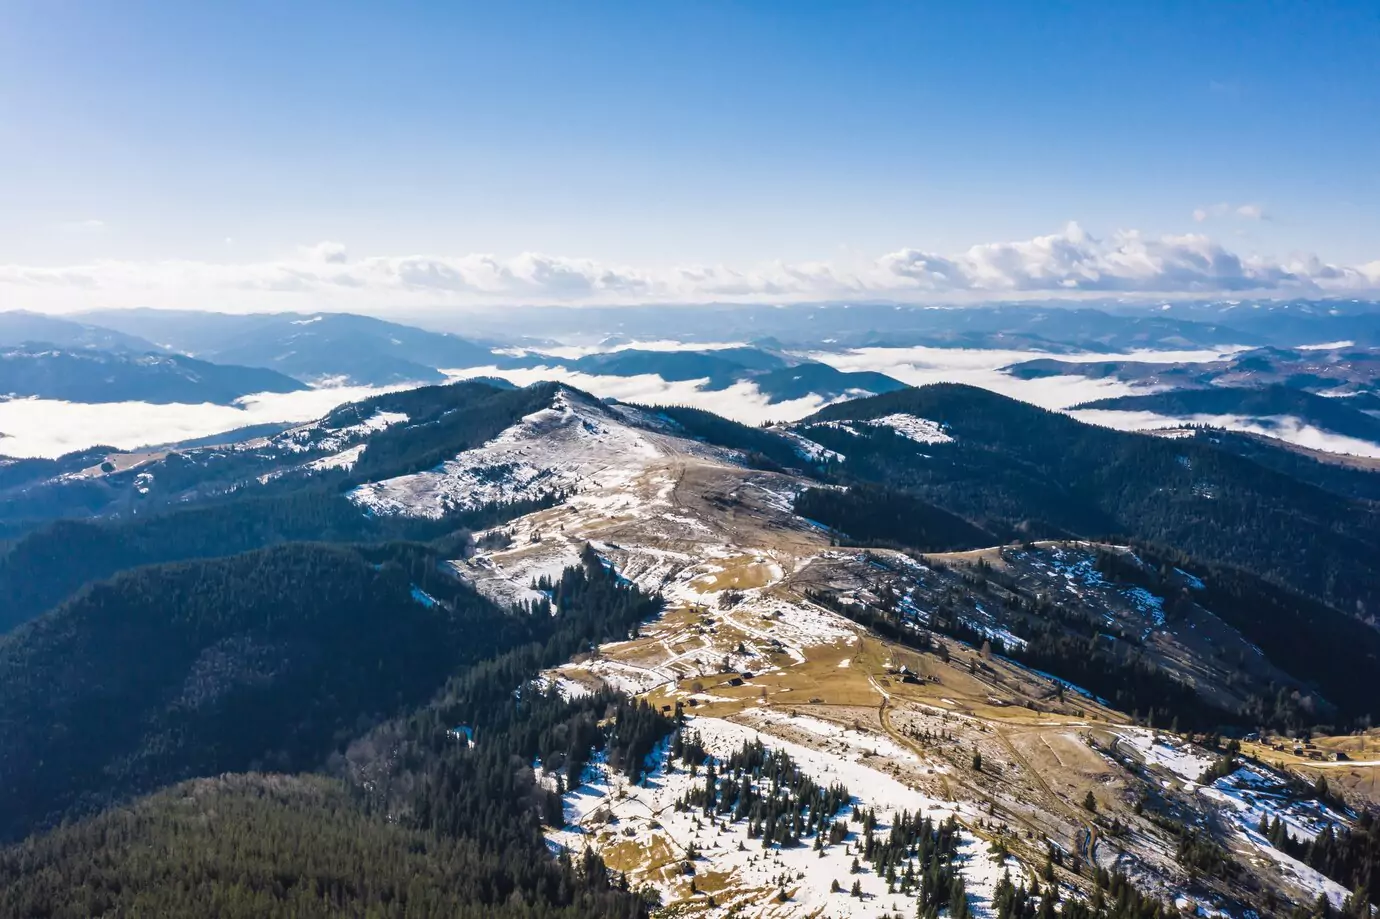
[1075,385,1380,445]
[500,345,909,403]
[3,371,1380,916]
[0,345,306,405]
[1007,346,1380,397]
[77,309,499,386]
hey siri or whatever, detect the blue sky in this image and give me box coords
[1,1,1377,309]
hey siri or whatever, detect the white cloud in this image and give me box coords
[6,342,1370,460]
[804,343,1243,410]
[299,240,350,263]
[443,365,835,426]
[3,223,1376,312]
[57,218,107,232]
[1069,409,1380,459]
[1193,202,1267,222]
[0,384,406,459]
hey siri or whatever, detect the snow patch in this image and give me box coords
[305,443,366,471]
[866,413,955,445]
[546,715,995,917]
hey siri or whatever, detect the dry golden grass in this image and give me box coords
[689,555,782,592]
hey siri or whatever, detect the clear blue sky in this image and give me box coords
[1,1,1377,307]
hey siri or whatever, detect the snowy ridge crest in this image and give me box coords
[347,388,665,519]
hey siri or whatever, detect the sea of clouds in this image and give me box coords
[0,385,406,459]
[3,344,1375,460]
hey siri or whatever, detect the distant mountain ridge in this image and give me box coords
[1006,345,1380,397]
[77,309,499,386]
[0,345,306,405]
[1075,385,1380,446]
[431,302,1286,352]
[502,345,908,403]
[0,311,159,353]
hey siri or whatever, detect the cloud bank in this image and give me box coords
[5,222,1379,311]
[1069,409,1380,459]
[0,385,404,459]
[5,344,1374,461]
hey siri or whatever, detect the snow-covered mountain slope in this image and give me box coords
[4,376,1370,916]
[404,387,1362,917]
[347,390,666,518]
[545,714,1015,918]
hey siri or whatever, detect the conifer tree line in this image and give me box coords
[1258,808,1380,916]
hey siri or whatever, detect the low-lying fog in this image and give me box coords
[0,385,408,459]
[5,343,1375,460]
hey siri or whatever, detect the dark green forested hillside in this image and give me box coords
[0,542,528,841]
[341,379,562,481]
[795,484,999,551]
[0,545,671,919]
[1183,429,1380,502]
[0,487,556,635]
[803,384,1380,618]
[0,774,550,919]
[1128,545,1380,726]
[648,404,814,472]
[0,773,650,919]
[0,491,380,633]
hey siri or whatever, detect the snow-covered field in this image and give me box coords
[1201,765,1349,844]
[1203,765,1353,908]
[772,427,845,463]
[1114,729,1218,787]
[546,715,1017,918]
[798,413,954,447]
[867,413,955,444]
[275,409,408,454]
[304,443,366,471]
[1113,729,1354,908]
